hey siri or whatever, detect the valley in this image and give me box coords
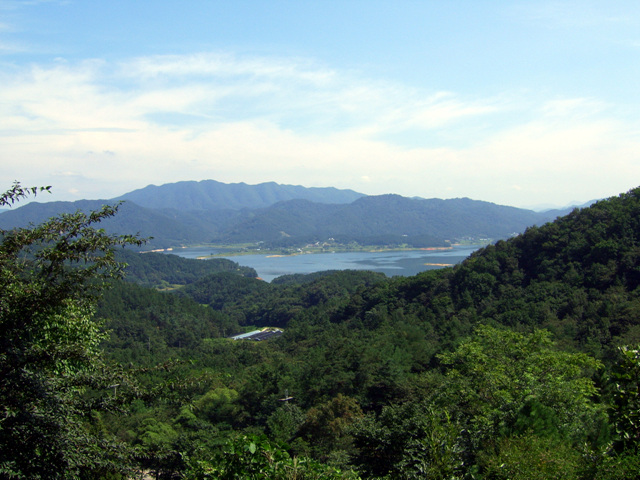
[3,180,638,479]
[162,243,481,282]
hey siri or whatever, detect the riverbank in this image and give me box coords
[158,244,484,282]
[196,244,455,260]
[146,241,489,260]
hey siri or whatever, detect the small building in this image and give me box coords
[229,327,283,341]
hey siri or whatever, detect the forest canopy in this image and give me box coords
[4,183,640,479]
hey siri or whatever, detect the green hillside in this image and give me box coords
[215,194,551,245]
[115,249,257,288]
[5,183,640,479]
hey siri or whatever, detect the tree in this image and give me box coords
[351,402,464,480]
[478,433,584,480]
[436,325,604,443]
[182,434,359,480]
[297,394,363,466]
[0,183,144,479]
[610,345,640,453]
[591,345,640,479]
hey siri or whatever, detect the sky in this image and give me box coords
[1,1,639,209]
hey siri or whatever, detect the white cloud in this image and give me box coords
[1,52,638,207]
[392,94,502,131]
[121,53,337,87]
[539,97,607,118]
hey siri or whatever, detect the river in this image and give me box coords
[163,245,482,282]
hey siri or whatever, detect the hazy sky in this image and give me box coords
[1,1,639,208]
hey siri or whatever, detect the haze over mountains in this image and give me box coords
[0,180,570,249]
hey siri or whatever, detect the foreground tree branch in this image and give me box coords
[0,183,145,479]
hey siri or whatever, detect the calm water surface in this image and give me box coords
[165,245,482,282]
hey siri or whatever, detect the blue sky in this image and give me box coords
[1,0,639,208]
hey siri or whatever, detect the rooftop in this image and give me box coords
[230,328,283,341]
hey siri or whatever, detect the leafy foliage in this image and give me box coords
[0,183,144,479]
[436,326,604,447]
[610,345,640,453]
[9,184,640,478]
[478,433,585,480]
[351,403,464,479]
[182,434,359,480]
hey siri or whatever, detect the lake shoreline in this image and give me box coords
[159,244,484,282]
[145,242,484,260]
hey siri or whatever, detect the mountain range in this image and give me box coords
[116,179,365,210]
[0,180,569,249]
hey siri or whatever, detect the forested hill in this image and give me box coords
[10,181,640,478]
[85,186,640,478]
[0,180,561,249]
[219,194,548,244]
[335,187,640,360]
[145,187,640,363]
[114,249,258,288]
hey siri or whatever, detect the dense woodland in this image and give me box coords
[4,183,640,479]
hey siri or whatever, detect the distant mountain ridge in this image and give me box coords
[219,194,547,244]
[116,179,365,211]
[0,180,565,249]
